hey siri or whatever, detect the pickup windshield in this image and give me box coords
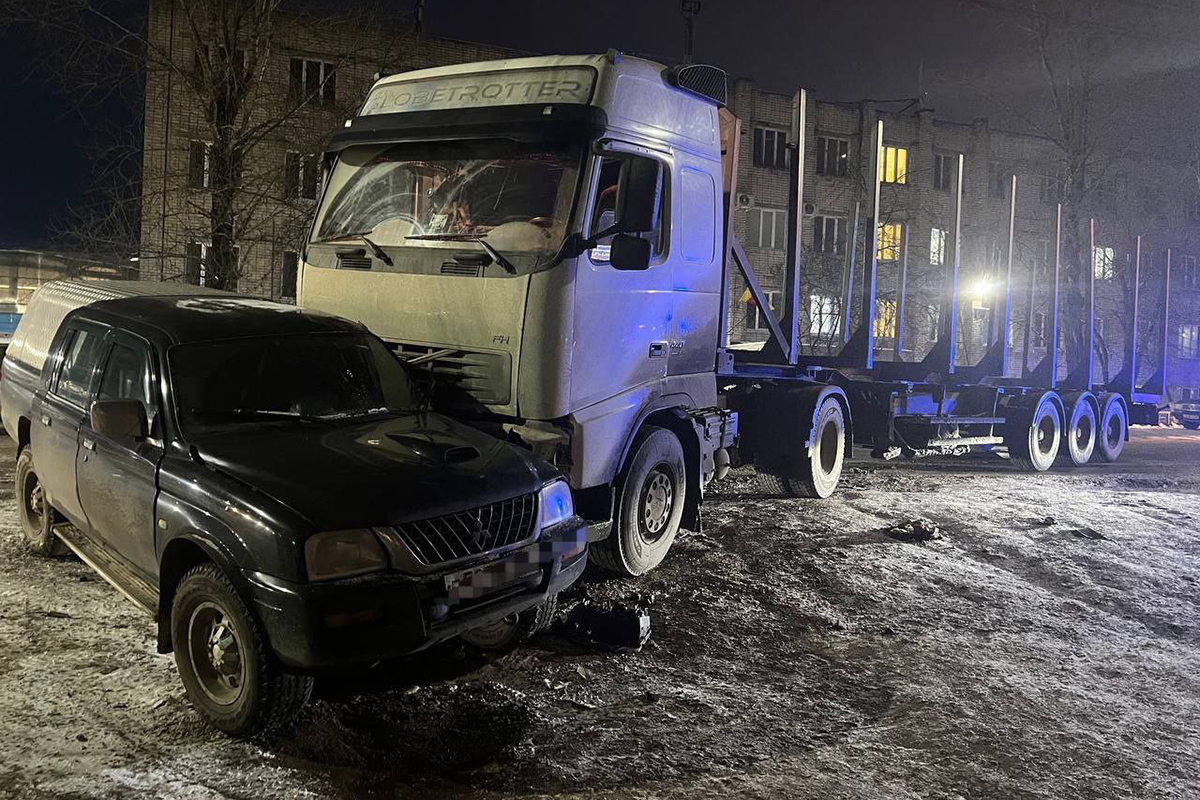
[311,140,582,260]
[171,332,415,436]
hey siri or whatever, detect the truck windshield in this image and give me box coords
[171,332,415,435]
[312,140,581,260]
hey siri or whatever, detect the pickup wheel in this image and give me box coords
[592,426,685,577]
[461,593,558,652]
[172,564,313,738]
[16,449,62,556]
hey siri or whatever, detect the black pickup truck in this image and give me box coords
[1,283,586,736]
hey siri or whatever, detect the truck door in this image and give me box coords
[570,149,671,409]
[31,321,108,527]
[667,161,722,379]
[76,332,163,579]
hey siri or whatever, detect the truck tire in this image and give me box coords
[1056,393,1097,467]
[1185,421,1200,431]
[172,564,313,738]
[591,426,685,577]
[461,594,558,652]
[1096,394,1127,463]
[15,449,63,557]
[755,396,845,499]
[1005,394,1061,472]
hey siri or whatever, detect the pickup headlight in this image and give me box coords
[539,480,575,529]
[304,529,388,581]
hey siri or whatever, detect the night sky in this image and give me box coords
[0,0,1192,249]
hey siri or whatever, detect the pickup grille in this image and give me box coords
[390,493,539,565]
[394,342,512,406]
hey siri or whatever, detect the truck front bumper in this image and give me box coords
[243,517,587,671]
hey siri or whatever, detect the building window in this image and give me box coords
[1040,173,1066,204]
[1182,255,1198,290]
[930,227,947,266]
[1093,246,1115,280]
[933,153,955,192]
[813,216,844,254]
[1033,240,1054,277]
[1186,196,1200,223]
[816,136,849,177]
[752,127,788,169]
[289,57,337,106]
[878,145,908,185]
[185,241,238,288]
[878,222,903,262]
[281,251,299,299]
[875,299,897,341]
[1181,324,1200,359]
[747,290,780,331]
[188,140,212,190]
[988,163,1009,199]
[1033,311,1048,348]
[809,294,839,338]
[285,151,319,200]
[746,207,787,250]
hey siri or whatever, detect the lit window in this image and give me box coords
[879,145,908,185]
[753,127,788,169]
[813,216,844,254]
[747,207,787,250]
[816,136,849,177]
[875,299,897,340]
[930,227,947,266]
[878,223,903,262]
[809,294,839,338]
[1181,324,1200,359]
[747,290,780,331]
[1093,246,1115,280]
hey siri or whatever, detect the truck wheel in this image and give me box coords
[755,396,845,499]
[172,564,313,737]
[1005,394,1061,472]
[15,449,62,556]
[1056,394,1097,467]
[1096,395,1127,463]
[461,594,558,652]
[592,426,685,577]
[1185,421,1200,431]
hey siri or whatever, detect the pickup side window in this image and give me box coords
[53,327,107,408]
[97,343,153,407]
[589,155,666,264]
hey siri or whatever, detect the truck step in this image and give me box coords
[894,415,1006,426]
[53,523,158,615]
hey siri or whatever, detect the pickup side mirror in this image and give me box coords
[609,234,652,271]
[91,399,148,441]
[615,158,661,234]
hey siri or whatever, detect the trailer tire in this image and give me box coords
[1005,394,1061,472]
[1056,393,1097,467]
[591,426,685,577]
[1096,394,1127,463]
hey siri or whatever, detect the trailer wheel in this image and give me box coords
[1056,393,1097,467]
[1005,394,1061,472]
[1096,395,1127,463]
[755,396,845,499]
[591,426,685,577]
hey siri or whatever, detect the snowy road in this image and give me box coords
[1,429,1198,799]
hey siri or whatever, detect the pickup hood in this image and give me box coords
[191,413,546,531]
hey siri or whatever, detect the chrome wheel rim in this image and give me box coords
[639,466,674,542]
[1035,415,1057,457]
[187,602,245,706]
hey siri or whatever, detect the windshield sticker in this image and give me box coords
[361,67,595,116]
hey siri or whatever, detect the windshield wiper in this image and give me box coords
[311,229,377,245]
[405,233,517,275]
[357,233,394,267]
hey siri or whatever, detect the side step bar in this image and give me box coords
[53,523,158,615]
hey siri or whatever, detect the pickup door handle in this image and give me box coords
[40,414,50,427]
[648,342,667,359]
[82,439,95,451]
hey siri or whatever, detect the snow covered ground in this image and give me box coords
[1,429,1198,799]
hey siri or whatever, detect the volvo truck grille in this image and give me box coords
[394,342,512,406]
[389,492,539,565]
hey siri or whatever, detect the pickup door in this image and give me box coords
[76,330,163,579]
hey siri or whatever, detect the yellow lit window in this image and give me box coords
[874,299,897,340]
[879,145,908,184]
[878,223,903,262]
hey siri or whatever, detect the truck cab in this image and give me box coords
[301,53,737,575]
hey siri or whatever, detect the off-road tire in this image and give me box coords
[461,594,559,651]
[754,396,846,499]
[591,426,686,577]
[1096,394,1127,463]
[1005,395,1062,472]
[15,449,63,556]
[1056,394,1097,468]
[171,564,313,737]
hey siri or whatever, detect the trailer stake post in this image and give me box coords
[858,119,884,370]
[1031,204,1063,387]
[841,202,861,345]
[1108,236,1142,397]
[894,220,909,361]
[1139,248,1171,398]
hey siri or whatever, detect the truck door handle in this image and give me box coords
[40,414,50,427]
[82,439,95,451]
[648,342,667,359]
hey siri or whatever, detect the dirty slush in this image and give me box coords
[1,429,1198,799]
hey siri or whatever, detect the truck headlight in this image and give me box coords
[305,529,388,581]
[539,480,575,529]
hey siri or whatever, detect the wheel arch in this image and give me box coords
[156,532,242,654]
[16,416,30,454]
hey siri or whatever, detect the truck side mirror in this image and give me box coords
[615,158,661,234]
[91,399,148,441]
[609,234,652,271]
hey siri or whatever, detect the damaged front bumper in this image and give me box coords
[244,516,587,670]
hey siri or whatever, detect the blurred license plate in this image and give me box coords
[445,558,540,602]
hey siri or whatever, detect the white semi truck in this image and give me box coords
[299,52,1167,576]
